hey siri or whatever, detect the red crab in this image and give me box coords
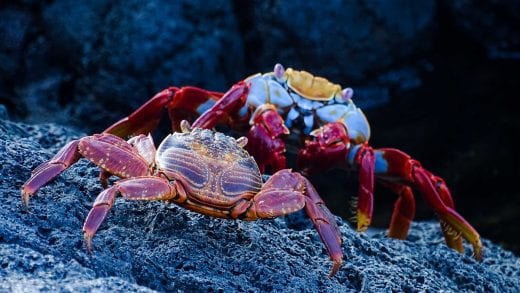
[99,63,482,260]
[21,121,343,276]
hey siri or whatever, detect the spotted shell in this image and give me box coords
[155,128,262,207]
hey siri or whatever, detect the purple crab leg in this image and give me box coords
[22,140,81,206]
[21,133,151,207]
[240,169,343,277]
[83,176,176,251]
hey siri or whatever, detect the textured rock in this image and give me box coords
[1,119,519,292]
[235,0,435,86]
[1,0,244,132]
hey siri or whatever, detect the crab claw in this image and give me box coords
[246,104,289,173]
[297,122,350,175]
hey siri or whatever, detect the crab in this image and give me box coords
[99,63,482,260]
[21,121,343,277]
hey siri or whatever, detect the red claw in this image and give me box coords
[297,122,350,175]
[246,106,289,173]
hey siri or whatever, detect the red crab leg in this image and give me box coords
[83,176,176,251]
[428,174,463,252]
[104,87,177,137]
[191,81,249,129]
[376,148,482,259]
[352,144,375,232]
[237,169,343,277]
[380,182,415,239]
[78,133,150,179]
[301,174,343,277]
[104,87,223,138]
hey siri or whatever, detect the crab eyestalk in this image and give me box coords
[180,120,192,133]
[236,137,248,148]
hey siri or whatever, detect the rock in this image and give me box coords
[235,0,435,85]
[1,0,244,132]
[0,244,154,292]
[1,118,519,292]
[0,7,32,80]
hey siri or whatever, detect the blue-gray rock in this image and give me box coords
[3,0,244,132]
[0,7,32,80]
[236,0,435,84]
[1,118,519,292]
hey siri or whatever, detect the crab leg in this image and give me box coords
[21,133,151,206]
[22,140,81,206]
[104,87,177,137]
[238,169,343,277]
[301,174,343,277]
[374,148,482,259]
[104,86,223,138]
[380,182,415,239]
[83,176,176,251]
[191,81,249,129]
[350,144,375,232]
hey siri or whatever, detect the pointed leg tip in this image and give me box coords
[328,259,343,278]
[83,232,94,253]
[21,189,31,209]
[356,211,372,232]
[473,242,483,261]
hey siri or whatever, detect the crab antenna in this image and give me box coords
[236,137,248,148]
[274,63,285,80]
[180,120,192,133]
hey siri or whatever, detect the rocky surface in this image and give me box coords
[1,119,519,292]
[1,0,245,130]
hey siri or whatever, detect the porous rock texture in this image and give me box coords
[1,118,519,292]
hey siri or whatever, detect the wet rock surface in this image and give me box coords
[1,119,519,292]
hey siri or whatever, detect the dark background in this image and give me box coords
[1,0,518,253]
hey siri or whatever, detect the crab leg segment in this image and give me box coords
[301,174,343,277]
[104,87,177,137]
[104,86,224,138]
[375,148,482,259]
[22,140,81,206]
[381,183,415,239]
[83,176,176,251]
[99,134,156,187]
[240,169,343,277]
[191,81,249,129]
[351,144,375,232]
